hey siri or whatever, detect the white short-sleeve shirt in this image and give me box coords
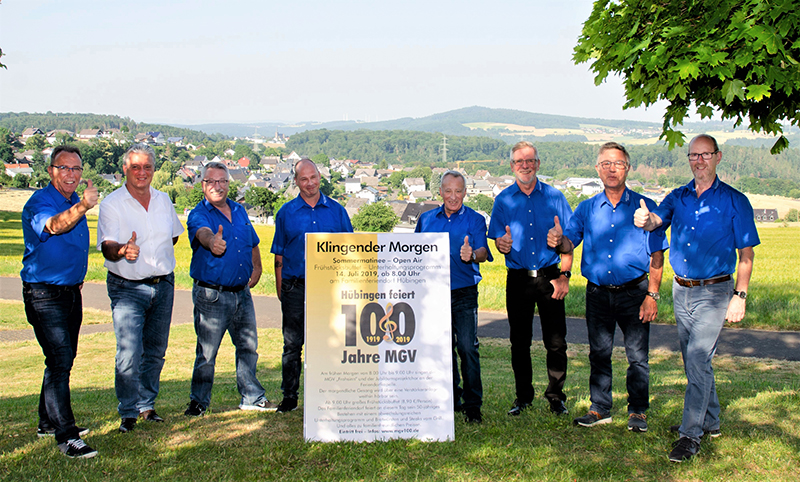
[97,184,185,280]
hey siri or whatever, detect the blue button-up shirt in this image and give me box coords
[188,198,259,287]
[21,183,90,285]
[415,204,494,290]
[270,194,353,280]
[488,180,572,270]
[653,177,760,279]
[564,189,668,286]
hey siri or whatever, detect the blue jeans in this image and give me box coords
[280,278,305,400]
[190,283,266,408]
[673,278,732,443]
[451,285,483,410]
[506,269,568,403]
[23,282,83,444]
[585,279,650,415]
[107,272,174,418]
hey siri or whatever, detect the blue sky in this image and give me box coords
[0,0,670,125]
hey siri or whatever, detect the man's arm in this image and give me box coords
[726,246,755,323]
[249,245,262,288]
[274,254,283,300]
[551,250,573,300]
[44,182,99,235]
[195,225,226,255]
[633,199,663,232]
[639,250,665,323]
[101,232,139,262]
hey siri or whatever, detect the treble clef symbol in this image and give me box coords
[379,303,396,342]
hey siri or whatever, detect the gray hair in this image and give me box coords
[441,170,466,190]
[597,142,631,164]
[200,161,231,181]
[122,143,156,168]
[510,141,539,161]
[689,134,720,153]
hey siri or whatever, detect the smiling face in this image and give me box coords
[202,167,230,208]
[511,145,540,188]
[48,151,83,199]
[595,147,630,191]
[295,160,321,204]
[440,173,466,216]
[123,152,155,191]
[687,135,721,185]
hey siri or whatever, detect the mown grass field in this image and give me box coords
[2,207,799,331]
[2,327,800,481]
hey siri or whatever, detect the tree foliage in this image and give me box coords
[244,186,279,217]
[351,202,399,232]
[574,0,800,153]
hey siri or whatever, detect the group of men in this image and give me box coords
[22,134,757,463]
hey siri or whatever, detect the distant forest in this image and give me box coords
[0,112,229,145]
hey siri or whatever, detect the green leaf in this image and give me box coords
[723,79,746,104]
[662,128,686,150]
[770,135,789,154]
[697,105,714,119]
[674,60,700,80]
[746,84,771,101]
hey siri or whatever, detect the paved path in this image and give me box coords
[3,277,800,361]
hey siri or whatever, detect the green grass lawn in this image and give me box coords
[0,300,112,330]
[2,327,799,480]
[3,210,799,330]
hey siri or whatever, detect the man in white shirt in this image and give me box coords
[97,144,184,433]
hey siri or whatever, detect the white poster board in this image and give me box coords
[304,232,454,442]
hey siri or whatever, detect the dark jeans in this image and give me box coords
[451,285,483,410]
[23,282,83,443]
[506,269,568,403]
[585,280,650,415]
[280,278,305,400]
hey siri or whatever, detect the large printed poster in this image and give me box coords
[304,232,454,442]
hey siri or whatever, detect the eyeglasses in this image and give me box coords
[513,158,539,166]
[202,179,229,186]
[50,165,83,173]
[598,160,629,170]
[687,151,718,161]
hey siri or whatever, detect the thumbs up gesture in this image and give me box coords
[547,215,562,249]
[121,231,140,261]
[634,199,651,229]
[496,225,513,254]
[460,235,474,262]
[210,225,227,256]
[80,179,99,209]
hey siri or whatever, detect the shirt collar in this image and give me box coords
[45,182,79,206]
[435,203,465,218]
[510,178,541,196]
[597,188,631,208]
[687,176,720,194]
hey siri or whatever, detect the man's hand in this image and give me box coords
[633,199,650,228]
[496,225,513,254]
[119,231,139,261]
[550,274,569,300]
[639,296,657,323]
[460,235,473,262]
[547,215,562,249]
[210,225,227,256]
[726,296,746,323]
[80,179,99,209]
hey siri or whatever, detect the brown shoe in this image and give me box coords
[139,409,164,422]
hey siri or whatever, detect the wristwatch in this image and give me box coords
[646,291,660,300]
[733,290,747,299]
[560,270,571,279]
[471,251,477,262]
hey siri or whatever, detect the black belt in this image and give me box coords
[109,271,169,285]
[674,274,731,288]
[22,282,82,291]
[597,273,648,291]
[507,264,560,279]
[196,280,247,293]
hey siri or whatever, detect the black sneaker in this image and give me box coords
[184,400,206,417]
[37,424,90,438]
[507,399,531,416]
[573,411,612,427]
[669,436,700,462]
[58,438,98,459]
[276,398,298,413]
[628,413,648,433]
[464,408,482,424]
[549,399,569,416]
[669,424,721,439]
[118,418,137,433]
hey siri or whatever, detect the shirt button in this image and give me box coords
[687,243,691,246]
[684,259,687,262]
[608,255,612,258]
[607,270,611,274]
[611,224,615,227]
[609,239,613,242]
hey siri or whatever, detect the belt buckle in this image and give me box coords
[152,277,160,284]
[527,269,538,277]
